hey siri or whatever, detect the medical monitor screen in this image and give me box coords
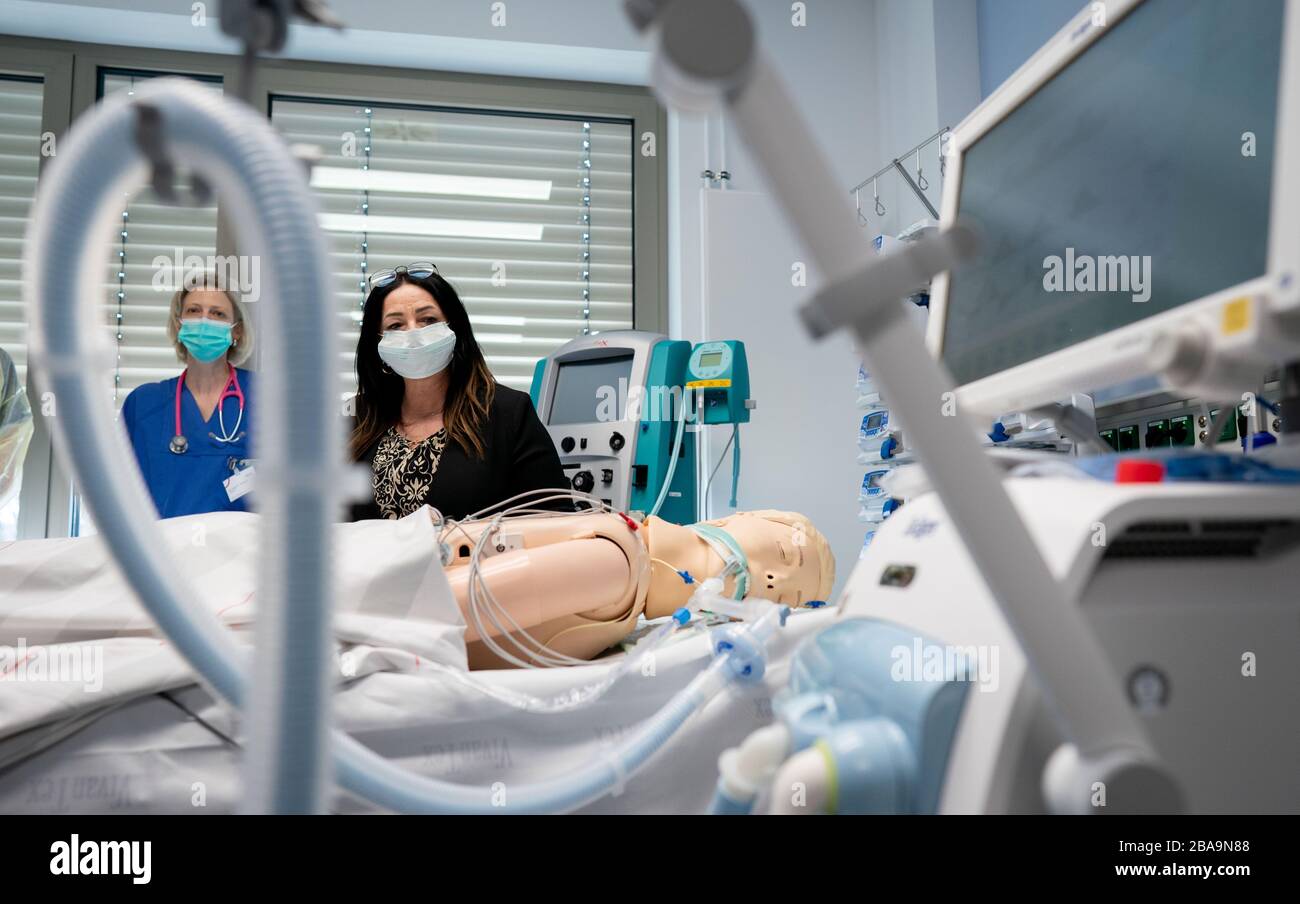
[941,0,1283,388]
[548,353,635,425]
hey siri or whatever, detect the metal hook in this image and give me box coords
[873,178,885,217]
[221,0,344,102]
[855,189,869,226]
[916,149,929,192]
[134,104,212,207]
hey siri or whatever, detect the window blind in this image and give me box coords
[0,76,43,539]
[269,97,634,393]
[0,76,43,387]
[99,71,221,405]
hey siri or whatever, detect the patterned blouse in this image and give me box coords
[371,425,448,519]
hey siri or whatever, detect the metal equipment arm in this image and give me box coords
[628,0,1180,813]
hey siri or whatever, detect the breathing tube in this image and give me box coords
[26,78,335,814]
[729,424,741,508]
[648,386,689,518]
[689,523,750,600]
[26,79,781,813]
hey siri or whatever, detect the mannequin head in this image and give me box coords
[643,510,836,616]
[704,510,835,607]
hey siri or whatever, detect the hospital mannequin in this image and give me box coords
[439,510,835,669]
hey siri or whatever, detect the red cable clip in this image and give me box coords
[1115,458,1165,483]
[618,511,639,531]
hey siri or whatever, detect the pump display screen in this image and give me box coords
[697,351,725,369]
[941,0,1283,387]
[548,353,635,425]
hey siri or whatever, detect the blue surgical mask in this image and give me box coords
[178,318,234,363]
[377,322,456,379]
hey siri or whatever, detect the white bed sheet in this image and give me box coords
[0,608,837,814]
[0,509,464,745]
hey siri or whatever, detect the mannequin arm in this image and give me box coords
[449,538,632,643]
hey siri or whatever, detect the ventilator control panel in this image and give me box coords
[686,340,751,425]
[530,331,697,523]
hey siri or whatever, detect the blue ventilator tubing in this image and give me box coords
[26,77,779,815]
[707,781,756,815]
[649,386,689,518]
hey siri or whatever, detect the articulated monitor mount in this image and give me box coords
[627,0,1181,813]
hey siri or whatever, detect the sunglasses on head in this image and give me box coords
[367,261,438,289]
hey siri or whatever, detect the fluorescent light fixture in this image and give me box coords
[319,213,543,241]
[466,314,527,327]
[312,167,552,200]
[474,332,524,344]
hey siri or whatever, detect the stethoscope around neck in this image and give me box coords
[169,363,246,454]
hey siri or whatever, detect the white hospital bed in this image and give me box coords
[0,510,833,814]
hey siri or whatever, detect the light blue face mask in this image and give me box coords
[178,318,234,363]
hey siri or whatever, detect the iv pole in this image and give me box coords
[850,127,949,221]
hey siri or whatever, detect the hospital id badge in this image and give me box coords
[224,464,255,502]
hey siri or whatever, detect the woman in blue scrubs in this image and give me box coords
[121,276,256,518]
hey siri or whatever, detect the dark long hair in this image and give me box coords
[350,270,496,461]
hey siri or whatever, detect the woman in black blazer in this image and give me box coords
[347,262,567,522]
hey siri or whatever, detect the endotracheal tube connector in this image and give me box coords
[691,576,784,626]
[708,723,793,815]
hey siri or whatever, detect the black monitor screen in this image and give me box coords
[548,353,635,425]
[942,0,1283,387]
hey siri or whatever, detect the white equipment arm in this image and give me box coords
[629,0,1180,813]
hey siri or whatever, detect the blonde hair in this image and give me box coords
[166,273,254,367]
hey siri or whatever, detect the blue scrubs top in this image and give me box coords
[121,368,256,518]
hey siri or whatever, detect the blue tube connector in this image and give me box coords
[707,780,756,815]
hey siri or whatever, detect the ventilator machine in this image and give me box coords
[700,0,1300,814]
[531,331,752,522]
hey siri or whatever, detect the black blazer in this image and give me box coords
[348,385,569,521]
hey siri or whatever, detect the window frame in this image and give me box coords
[0,40,74,541]
[0,34,668,539]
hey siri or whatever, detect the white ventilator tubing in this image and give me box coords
[25,77,768,814]
[648,389,688,517]
[26,78,338,813]
[635,0,1179,810]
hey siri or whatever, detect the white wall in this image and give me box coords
[669,1,980,594]
[670,0,882,593]
[976,0,1082,98]
[869,0,981,236]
